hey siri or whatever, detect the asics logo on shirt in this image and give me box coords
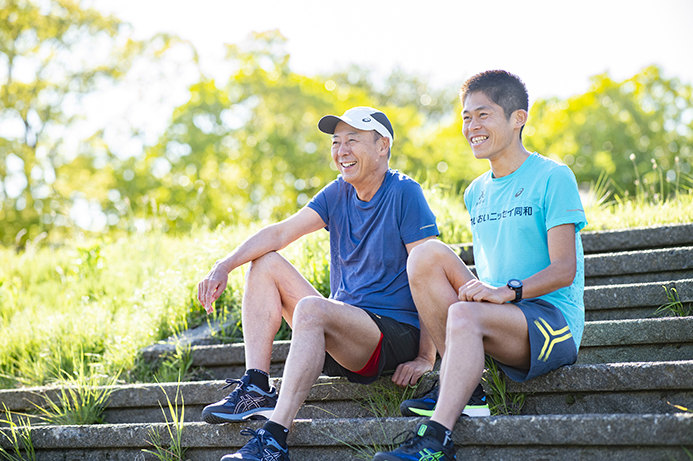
[475,191,485,207]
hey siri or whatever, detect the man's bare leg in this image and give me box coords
[241,251,322,372]
[407,239,530,428]
[407,240,476,357]
[432,301,531,430]
[269,297,382,428]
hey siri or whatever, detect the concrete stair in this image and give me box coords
[2,222,693,460]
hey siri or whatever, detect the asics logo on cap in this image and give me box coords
[362,117,372,122]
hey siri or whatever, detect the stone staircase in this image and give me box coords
[2,223,693,460]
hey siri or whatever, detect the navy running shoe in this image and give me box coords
[202,374,278,424]
[221,427,290,460]
[373,422,456,461]
[400,382,490,418]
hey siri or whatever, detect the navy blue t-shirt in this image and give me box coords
[307,169,439,328]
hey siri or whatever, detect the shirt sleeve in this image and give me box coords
[545,165,588,232]
[399,181,439,244]
[307,179,338,230]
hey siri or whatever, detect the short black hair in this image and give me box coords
[460,70,529,138]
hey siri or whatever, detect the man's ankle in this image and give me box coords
[420,419,454,447]
[263,421,289,448]
[246,369,270,392]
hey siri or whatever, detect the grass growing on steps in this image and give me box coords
[359,378,424,418]
[129,344,194,385]
[483,357,526,416]
[656,287,693,318]
[321,377,426,459]
[0,404,35,461]
[32,362,120,426]
[142,384,188,461]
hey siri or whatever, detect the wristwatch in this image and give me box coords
[507,279,523,302]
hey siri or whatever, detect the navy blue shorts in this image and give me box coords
[496,298,578,382]
[322,309,420,385]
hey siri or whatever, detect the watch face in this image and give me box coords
[508,279,522,288]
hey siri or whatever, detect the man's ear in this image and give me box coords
[514,109,528,129]
[379,136,391,156]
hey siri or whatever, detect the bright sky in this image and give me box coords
[94,0,693,106]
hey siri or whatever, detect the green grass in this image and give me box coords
[31,356,120,426]
[483,357,526,416]
[142,384,188,461]
[358,378,424,418]
[0,186,692,390]
[655,287,693,318]
[0,404,35,461]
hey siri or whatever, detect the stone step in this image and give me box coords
[509,360,693,416]
[3,359,692,426]
[584,246,693,286]
[140,313,693,380]
[578,316,693,364]
[141,278,687,359]
[451,222,693,265]
[581,222,693,254]
[1,413,691,461]
[584,279,693,320]
[456,245,693,287]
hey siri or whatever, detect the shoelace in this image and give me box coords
[238,427,286,457]
[221,377,245,391]
[221,378,246,403]
[390,429,424,450]
[237,428,264,454]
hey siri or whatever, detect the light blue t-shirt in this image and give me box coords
[464,153,588,347]
[307,169,439,328]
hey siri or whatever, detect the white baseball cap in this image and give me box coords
[318,106,394,146]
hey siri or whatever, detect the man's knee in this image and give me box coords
[246,251,285,280]
[292,296,327,330]
[446,302,482,337]
[407,239,449,278]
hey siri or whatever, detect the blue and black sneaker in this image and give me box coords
[202,374,278,424]
[400,382,490,418]
[373,422,456,461]
[221,427,290,461]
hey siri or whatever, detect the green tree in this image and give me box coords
[0,0,193,245]
[128,30,456,232]
[525,66,693,197]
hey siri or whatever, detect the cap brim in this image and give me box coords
[318,115,341,135]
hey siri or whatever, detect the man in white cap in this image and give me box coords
[198,106,443,460]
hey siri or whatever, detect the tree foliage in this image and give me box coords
[526,66,693,197]
[2,7,692,244]
[119,30,455,232]
[0,0,195,245]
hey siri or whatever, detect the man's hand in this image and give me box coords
[197,263,229,314]
[391,356,434,387]
[458,279,513,304]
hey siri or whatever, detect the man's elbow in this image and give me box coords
[557,261,577,288]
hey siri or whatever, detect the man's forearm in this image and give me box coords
[215,224,285,274]
[417,322,437,366]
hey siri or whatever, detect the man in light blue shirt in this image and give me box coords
[376,71,587,461]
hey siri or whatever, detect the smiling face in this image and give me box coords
[462,91,526,163]
[331,121,389,198]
